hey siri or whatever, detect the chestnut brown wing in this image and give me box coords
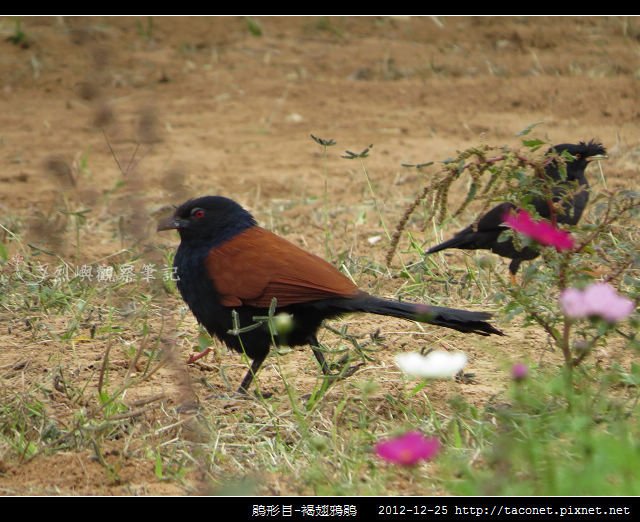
[205,227,359,308]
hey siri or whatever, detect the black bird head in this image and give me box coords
[157,195,256,246]
[545,140,607,180]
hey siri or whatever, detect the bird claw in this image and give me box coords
[175,393,253,413]
[333,353,351,368]
[455,370,477,384]
[302,363,366,403]
[205,390,250,400]
[175,391,255,412]
[251,390,274,400]
[202,389,273,401]
[326,362,365,381]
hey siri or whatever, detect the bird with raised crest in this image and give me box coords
[426,140,607,281]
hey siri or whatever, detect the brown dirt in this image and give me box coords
[0,16,638,495]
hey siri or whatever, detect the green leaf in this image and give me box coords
[522,138,546,151]
[516,121,544,136]
[409,380,429,396]
[197,331,213,352]
[98,390,110,405]
[0,242,8,262]
[310,134,336,147]
[341,144,373,159]
[451,420,463,449]
[497,230,512,243]
[154,452,164,479]
[245,17,263,37]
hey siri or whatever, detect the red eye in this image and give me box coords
[191,208,205,219]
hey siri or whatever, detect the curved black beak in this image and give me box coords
[157,215,187,232]
[586,154,608,162]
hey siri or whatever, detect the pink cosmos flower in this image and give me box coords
[511,363,529,382]
[375,431,440,466]
[503,209,575,251]
[559,283,635,323]
[558,288,591,318]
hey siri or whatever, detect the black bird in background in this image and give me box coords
[426,140,607,279]
[158,196,503,394]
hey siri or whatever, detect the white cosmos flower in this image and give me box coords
[395,350,467,379]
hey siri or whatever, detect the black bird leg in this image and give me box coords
[508,260,521,285]
[237,352,268,394]
[311,342,331,374]
[199,352,268,403]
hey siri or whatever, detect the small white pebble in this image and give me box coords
[285,113,304,123]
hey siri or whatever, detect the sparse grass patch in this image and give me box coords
[1,15,639,496]
[444,365,640,495]
[2,131,639,495]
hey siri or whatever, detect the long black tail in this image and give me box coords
[334,294,503,336]
[426,232,471,254]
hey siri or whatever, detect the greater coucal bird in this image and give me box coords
[158,196,503,393]
[426,140,607,277]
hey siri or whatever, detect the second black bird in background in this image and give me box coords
[426,140,607,277]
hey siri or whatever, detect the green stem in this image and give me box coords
[360,160,391,240]
[321,146,332,260]
[560,317,572,371]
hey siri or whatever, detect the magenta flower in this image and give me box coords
[375,431,440,466]
[560,283,635,323]
[503,209,538,236]
[511,363,529,382]
[503,209,575,251]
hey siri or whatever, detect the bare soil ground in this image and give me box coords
[0,16,638,495]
